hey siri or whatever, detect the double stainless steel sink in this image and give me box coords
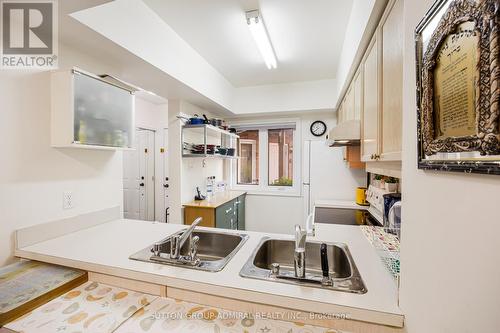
[240,237,367,294]
[129,226,366,294]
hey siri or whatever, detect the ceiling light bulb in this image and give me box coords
[246,10,277,69]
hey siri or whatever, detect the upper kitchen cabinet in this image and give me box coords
[361,0,403,165]
[361,36,380,162]
[51,68,135,150]
[380,0,403,161]
[353,68,363,121]
[337,74,359,124]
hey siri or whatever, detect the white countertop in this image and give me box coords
[314,199,369,210]
[15,219,402,327]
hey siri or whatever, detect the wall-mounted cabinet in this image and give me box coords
[337,69,361,124]
[332,0,402,175]
[360,0,403,164]
[361,36,381,162]
[380,0,403,161]
[51,68,135,150]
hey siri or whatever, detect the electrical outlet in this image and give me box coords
[63,192,74,210]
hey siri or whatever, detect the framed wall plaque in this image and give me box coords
[415,0,500,174]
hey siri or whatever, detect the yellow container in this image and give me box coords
[356,187,369,206]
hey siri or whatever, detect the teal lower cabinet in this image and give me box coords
[215,194,246,230]
[215,200,235,230]
[235,194,246,230]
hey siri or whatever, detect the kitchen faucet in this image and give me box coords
[294,224,307,278]
[170,217,202,260]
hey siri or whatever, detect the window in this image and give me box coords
[237,130,259,185]
[268,129,294,186]
[231,121,300,195]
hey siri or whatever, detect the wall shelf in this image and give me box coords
[182,124,239,139]
[182,124,238,159]
[182,153,238,159]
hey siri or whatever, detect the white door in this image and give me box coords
[123,129,155,221]
[161,128,170,223]
[123,137,141,220]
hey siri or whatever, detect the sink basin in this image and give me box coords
[130,229,248,272]
[240,237,367,294]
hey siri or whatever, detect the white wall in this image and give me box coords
[400,1,500,331]
[229,112,366,234]
[135,97,168,130]
[233,79,337,114]
[0,43,126,265]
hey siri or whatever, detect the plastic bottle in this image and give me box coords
[78,120,87,143]
[206,176,214,198]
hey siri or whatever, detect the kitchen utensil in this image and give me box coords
[356,187,369,206]
[189,114,205,125]
[217,147,228,155]
[194,187,206,201]
[176,115,190,124]
[202,114,211,124]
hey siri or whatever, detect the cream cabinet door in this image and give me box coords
[346,85,355,121]
[381,0,403,161]
[353,69,363,121]
[361,37,380,162]
[337,102,344,123]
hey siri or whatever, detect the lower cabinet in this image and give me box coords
[184,194,246,231]
[216,194,246,230]
[236,195,245,230]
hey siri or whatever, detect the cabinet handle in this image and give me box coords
[225,207,232,214]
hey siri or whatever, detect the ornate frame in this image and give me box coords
[415,0,500,174]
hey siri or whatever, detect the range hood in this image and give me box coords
[327,120,361,147]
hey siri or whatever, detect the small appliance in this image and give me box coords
[366,185,397,225]
[355,187,368,206]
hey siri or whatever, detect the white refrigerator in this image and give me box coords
[302,140,367,221]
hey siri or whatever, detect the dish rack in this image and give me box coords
[361,226,400,283]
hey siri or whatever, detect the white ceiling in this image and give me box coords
[143,0,354,87]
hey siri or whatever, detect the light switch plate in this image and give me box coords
[63,192,74,210]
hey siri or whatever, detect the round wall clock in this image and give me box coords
[310,120,327,137]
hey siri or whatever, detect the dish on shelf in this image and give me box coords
[217,147,228,155]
